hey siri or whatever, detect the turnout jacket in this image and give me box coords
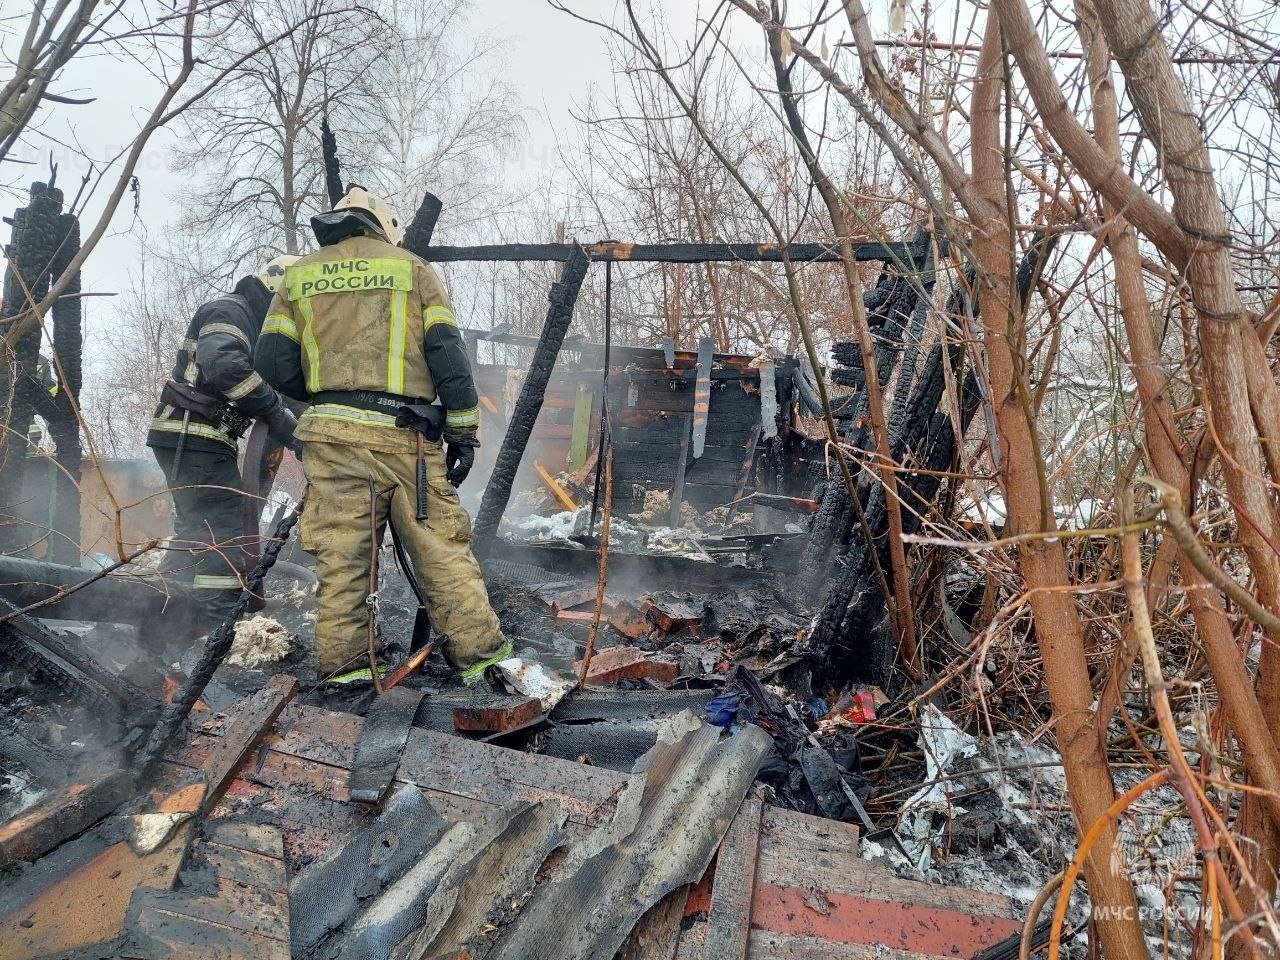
[254,234,479,454]
[147,279,286,454]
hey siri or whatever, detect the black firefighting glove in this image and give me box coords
[263,403,301,455]
[444,428,479,487]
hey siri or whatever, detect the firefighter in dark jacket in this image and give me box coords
[254,186,508,683]
[147,257,301,634]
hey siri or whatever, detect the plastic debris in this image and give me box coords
[496,657,573,711]
[897,704,979,870]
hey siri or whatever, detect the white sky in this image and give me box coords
[6,0,625,294]
[1,0,653,379]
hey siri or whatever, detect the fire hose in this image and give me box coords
[136,498,305,778]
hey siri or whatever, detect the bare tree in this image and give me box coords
[84,238,215,457]
[0,0,114,165]
[170,0,384,272]
[0,0,375,558]
[356,0,525,241]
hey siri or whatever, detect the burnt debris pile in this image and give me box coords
[0,231,1049,960]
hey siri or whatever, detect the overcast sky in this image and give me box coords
[1,0,674,377]
[9,0,633,291]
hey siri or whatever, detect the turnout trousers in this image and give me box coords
[153,446,247,635]
[299,439,507,680]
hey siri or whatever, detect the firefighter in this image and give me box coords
[25,356,58,452]
[147,257,301,635]
[254,186,508,684]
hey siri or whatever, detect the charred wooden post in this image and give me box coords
[402,191,443,256]
[472,246,590,551]
[321,116,343,207]
[799,235,934,586]
[46,210,82,563]
[808,236,1057,687]
[0,182,79,557]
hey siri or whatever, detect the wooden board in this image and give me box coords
[197,674,298,814]
[0,768,130,867]
[0,817,196,957]
[704,797,763,960]
[748,883,1020,958]
[122,824,290,960]
[123,897,290,960]
[191,703,623,872]
[618,887,689,960]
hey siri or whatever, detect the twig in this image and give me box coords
[578,447,613,688]
[1022,871,1064,960]
[1142,475,1280,638]
[0,538,160,624]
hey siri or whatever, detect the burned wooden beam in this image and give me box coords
[194,674,297,815]
[0,769,131,867]
[473,246,591,551]
[402,190,443,256]
[420,240,926,264]
[0,597,139,716]
[0,553,197,624]
[320,116,343,206]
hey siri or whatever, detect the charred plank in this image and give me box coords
[473,246,590,550]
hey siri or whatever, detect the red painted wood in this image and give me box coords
[749,882,1021,957]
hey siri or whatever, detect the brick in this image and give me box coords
[452,696,543,733]
[575,646,679,685]
[642,593,703,633]
[608,600,650,639]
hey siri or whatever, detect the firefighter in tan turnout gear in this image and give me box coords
[254,186,509,683]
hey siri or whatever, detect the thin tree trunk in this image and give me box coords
[967,16,1150,958]
[1075,0,1280,837]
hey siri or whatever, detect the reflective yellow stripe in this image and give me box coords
[263,314,299,342]
[459,642,514,685]
[387,289,407,394]
[286,257,413,300]
[302,403,401,428]
[200,322,251,348]
[183,360,199,384]
[445,406,479,428]
[224,372,263,400]
[423,304,458,335]
[326,665,390,685]
[299,296,321,392]
[148,418,235,447]
[193,574,241,590]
